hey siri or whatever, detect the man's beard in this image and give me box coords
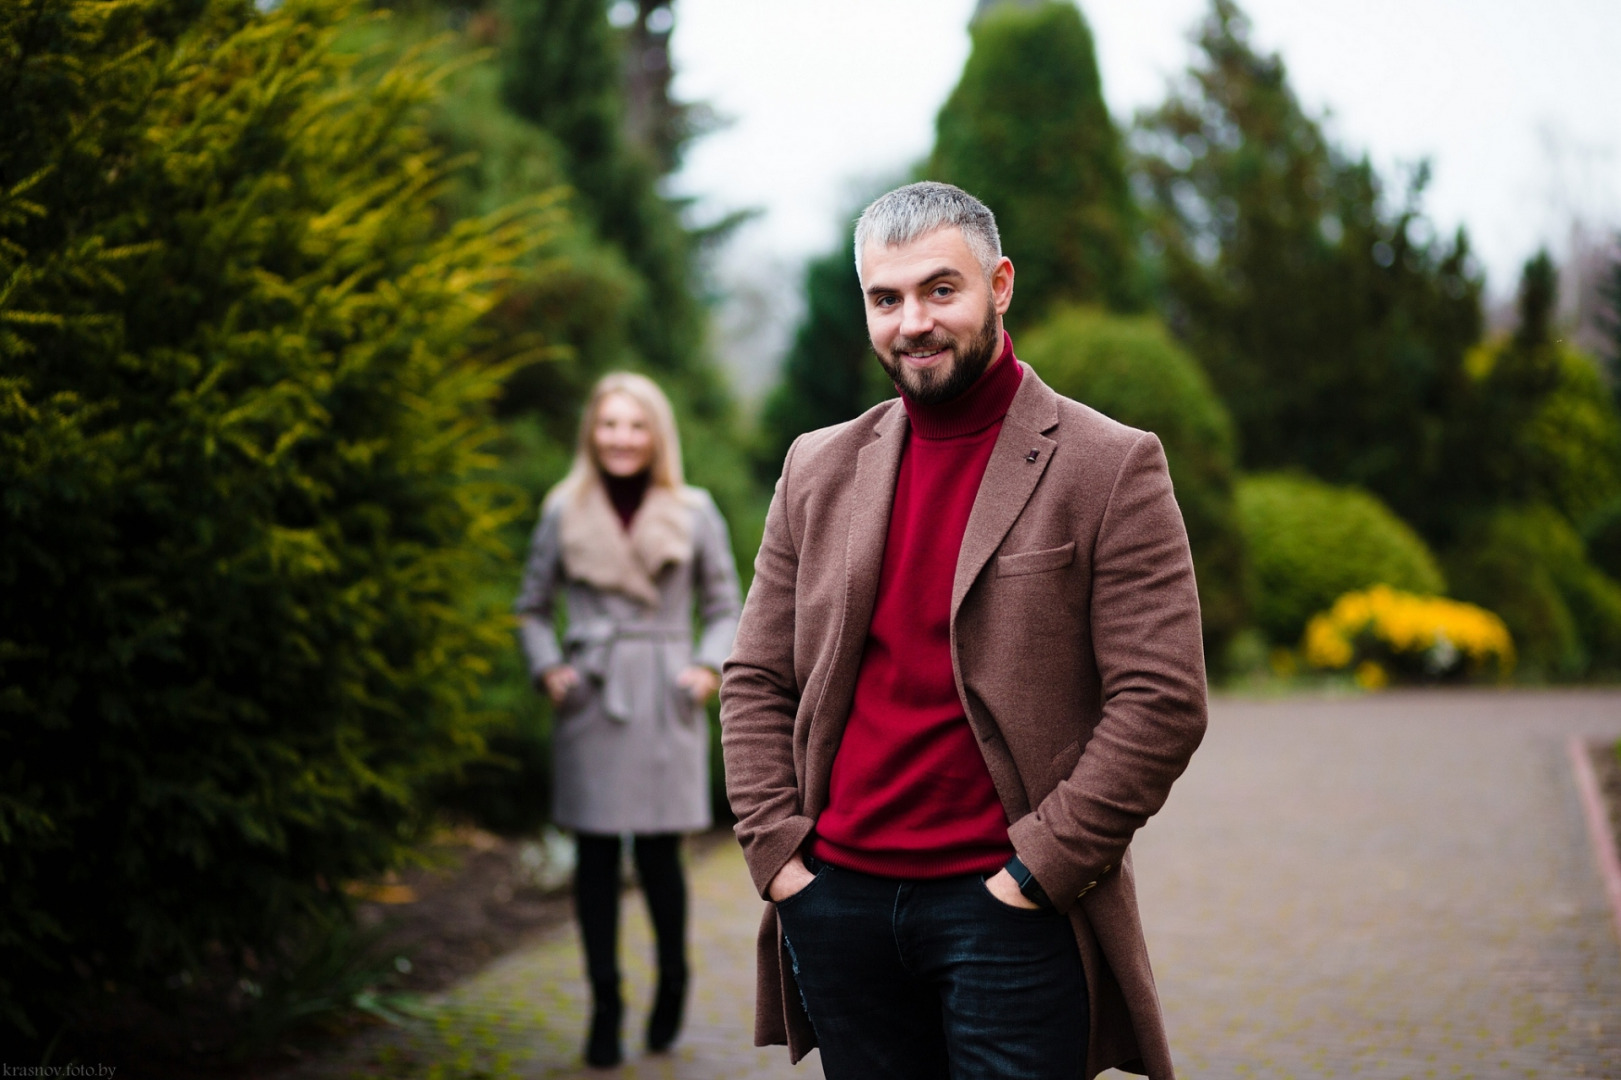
[875,302,1001,406]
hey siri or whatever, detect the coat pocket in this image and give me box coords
[668,678,703,727]
[1048,737,1082,791]
[996,541,1076,578]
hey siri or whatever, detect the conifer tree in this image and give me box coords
[1,0,552,1039]
[752,243,892,482]
[930,0,1140,323]
[500,0,707,389]
[1136,0,1481,529]
[756,0,1141,477]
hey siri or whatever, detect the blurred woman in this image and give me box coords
[515,373,741,1068]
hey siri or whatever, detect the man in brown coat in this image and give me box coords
[720,181,1206,1079]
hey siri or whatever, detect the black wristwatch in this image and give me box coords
[1003,854,1055,910]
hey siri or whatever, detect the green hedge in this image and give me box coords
[0,0,549,1041]
[1587,498,1621,583]
[1019,308,1248,662]
[1446,505,1621,680]
[1236,473,1444,644]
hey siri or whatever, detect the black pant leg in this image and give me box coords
[574,832,623,991]
[575,832,625,1065]
[775,864,950,1080]
[631,833,688,984]
[633,833,688,1050]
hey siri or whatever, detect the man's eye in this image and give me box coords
[875,296,899,308]
[932,286,953,298]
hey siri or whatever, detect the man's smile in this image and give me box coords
[894,336,954,367]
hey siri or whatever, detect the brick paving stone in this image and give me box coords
[1113,689,1621,1080]
[286,839,819,1080]
[291,689,1621,1080]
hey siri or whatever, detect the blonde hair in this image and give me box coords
[548,372,685,509]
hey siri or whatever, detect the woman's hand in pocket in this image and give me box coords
[676,665,720,704]
[541,665,580,705]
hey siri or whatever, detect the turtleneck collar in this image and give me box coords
[900,332,1023,440]
[601,469,651,529]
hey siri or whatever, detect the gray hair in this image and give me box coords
[853,181,1003,283]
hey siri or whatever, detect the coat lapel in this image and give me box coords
[840,401,907,658]
[810,401,907,742]
[951,364,1060,621]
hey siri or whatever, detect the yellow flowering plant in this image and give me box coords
[1303,586,1515,686]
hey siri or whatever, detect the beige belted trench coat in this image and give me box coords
[517,485,740,835]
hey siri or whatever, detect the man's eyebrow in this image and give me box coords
[864,266,965,298]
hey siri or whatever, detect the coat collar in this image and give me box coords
[558,482,693,606]
[828,399,910,689]
[838,360,1061,643]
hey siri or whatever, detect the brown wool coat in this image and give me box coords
[719,363,1207,1079]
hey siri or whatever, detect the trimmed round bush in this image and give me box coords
[1236,473,1444,644]
[1020,307,1248,662]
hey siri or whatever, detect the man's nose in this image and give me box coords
[899,296,933,337]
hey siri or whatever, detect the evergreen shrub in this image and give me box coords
[1445,505,1621,680]
[1437,324,1621,550]
[1019,308,1248,662]
[0,0,553,1039]
[411,2,767,831]
[1515,346,1621,528]
[1236,473,1444,644]
[1587,499,1621,583]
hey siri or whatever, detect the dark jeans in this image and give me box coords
[776,859,1088,1080]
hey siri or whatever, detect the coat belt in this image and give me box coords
[564,621,691,724]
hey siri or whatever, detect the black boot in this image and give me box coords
[586,979,624,1068]
[645,969,687,1053]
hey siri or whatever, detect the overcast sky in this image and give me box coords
[669,0,1621,299]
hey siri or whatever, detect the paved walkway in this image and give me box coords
[293,689,1621,1079]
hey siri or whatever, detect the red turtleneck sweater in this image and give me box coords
[811,334,1023,879]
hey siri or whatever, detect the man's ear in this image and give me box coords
[991,257,1015,315]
